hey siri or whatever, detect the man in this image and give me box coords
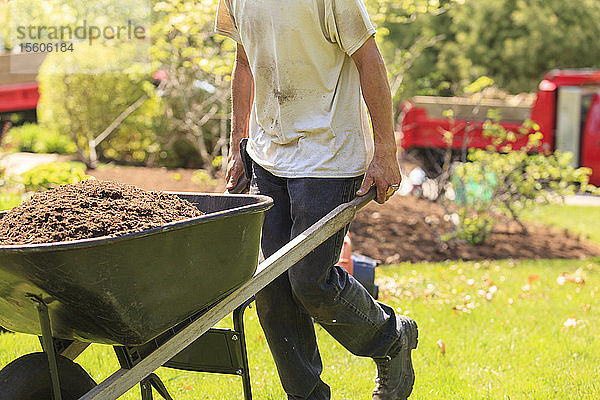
[215,1,418,399]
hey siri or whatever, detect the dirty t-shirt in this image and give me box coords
[216,0,375,178]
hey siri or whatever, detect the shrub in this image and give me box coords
[21,162,89,192]
[191,169,218,190]
[449,119,598,243]
[1,123,77,154]
[37,43,164,168]
[453,210,495,245]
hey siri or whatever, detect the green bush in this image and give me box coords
[1,123,77,154]
[191,169,218,189]
[21,162,89,192]
[453,210,495,246]
[37,43,164,167]
[449,119,599,244]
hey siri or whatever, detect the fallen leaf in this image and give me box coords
[563,316,578,328]
[582,304,591,312]
[528,275,540,283]
[437,339,446,356]
[557,269,586,286]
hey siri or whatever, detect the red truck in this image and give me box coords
[401,69,600,186]
[0,54,41,126]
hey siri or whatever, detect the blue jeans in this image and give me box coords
[250,163,401,400]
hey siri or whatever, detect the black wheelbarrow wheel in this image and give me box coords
[0,352,96,399]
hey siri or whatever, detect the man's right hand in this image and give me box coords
[225,150,246,190]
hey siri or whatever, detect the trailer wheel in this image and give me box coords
[0,352,96,400]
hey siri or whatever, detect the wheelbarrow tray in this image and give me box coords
[0,193,272,346]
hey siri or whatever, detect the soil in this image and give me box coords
[0,180,204,245]
[85,166,600,263]
[351,195,600,264]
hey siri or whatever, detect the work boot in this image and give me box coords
[372,315,418,400]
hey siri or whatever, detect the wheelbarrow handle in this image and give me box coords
[353,185,377,208]
[224,176,250,194]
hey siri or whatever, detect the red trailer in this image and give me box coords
[401,69,600,186]
[0,53,42,125]
[0,82,39,113]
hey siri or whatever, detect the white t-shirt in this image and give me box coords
[216,0,375,178]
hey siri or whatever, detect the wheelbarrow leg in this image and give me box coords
[140,376,153,400]
[233,297,254,400]
[148,373,173,400]
[140,373,173,400]
[115,346,174,400]
[28,295,62,400]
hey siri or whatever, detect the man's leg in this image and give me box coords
[286,177,401,358]
[251,164,331,400]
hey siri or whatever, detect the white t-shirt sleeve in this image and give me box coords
[215,0,242,44]
[325,0,376,55]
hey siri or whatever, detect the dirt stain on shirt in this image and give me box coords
[273,87,297,105]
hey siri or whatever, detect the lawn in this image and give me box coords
[1,258,598,399]
[522,204,600,244]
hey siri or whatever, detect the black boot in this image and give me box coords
[372,315,418,400]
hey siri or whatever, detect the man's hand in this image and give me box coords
[225,149,246,190]
[357,147,401,204]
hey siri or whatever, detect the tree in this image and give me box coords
[151,0,235,172]
[373,0,600,97]
[37,44,162,168]
[437,0,600,93]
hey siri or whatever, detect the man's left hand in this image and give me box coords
[356,149,401,204]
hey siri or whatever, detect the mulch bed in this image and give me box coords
[85,166,600,263]
[351,195,600,263]
[0,180,204,245]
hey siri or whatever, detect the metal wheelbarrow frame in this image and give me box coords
[0,187,376,400]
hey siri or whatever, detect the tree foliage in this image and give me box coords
[381,0,600,97]
[151,0,235,171]
[439,0,600,93]
[37,44,162,168]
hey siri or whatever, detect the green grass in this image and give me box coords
[1,258,599,399]
[0,192,24,211]
[522,204,600,244]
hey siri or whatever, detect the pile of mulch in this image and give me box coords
[0,180,204,245]
[350,195,600,264]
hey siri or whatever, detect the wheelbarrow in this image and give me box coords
[0,187,376,400]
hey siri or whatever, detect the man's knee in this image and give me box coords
[288,266,346,319]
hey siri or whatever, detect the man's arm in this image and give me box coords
[351,36,401,204]
[226,43,254,190]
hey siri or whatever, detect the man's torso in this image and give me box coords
[218,0,375,178]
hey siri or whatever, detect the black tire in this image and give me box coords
[0,352,96,400]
